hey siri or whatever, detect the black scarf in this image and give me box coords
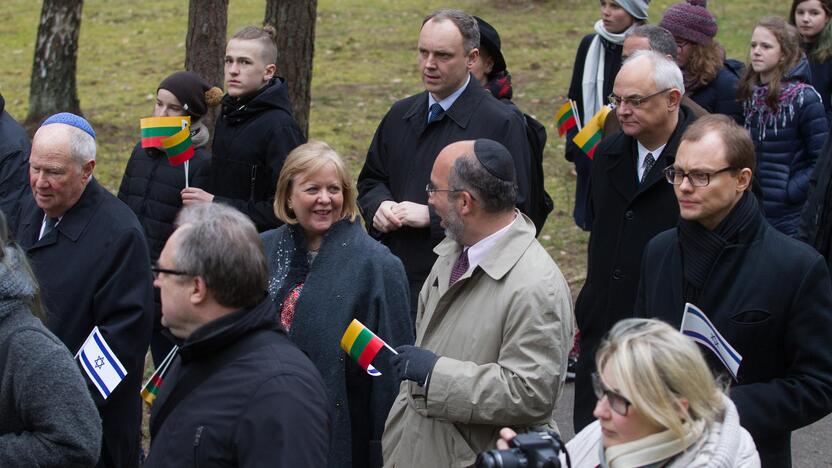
[678,192,760,302]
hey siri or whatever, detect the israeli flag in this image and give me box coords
[75,327,128,399]
[680,303,743,381]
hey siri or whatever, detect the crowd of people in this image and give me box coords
[1,1,832,467]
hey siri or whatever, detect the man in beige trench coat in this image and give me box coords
[382,139,574,467]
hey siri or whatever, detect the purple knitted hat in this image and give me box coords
[659,0,718,45]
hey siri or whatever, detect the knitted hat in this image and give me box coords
[616,0,651,21]
[474,16,507,75]
[158,71,223,122]
[41,112,96,140]
[659,0,718,45]
[474,139,516,183]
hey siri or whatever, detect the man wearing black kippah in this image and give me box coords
[382,139,574,467]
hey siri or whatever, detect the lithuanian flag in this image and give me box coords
[340,319,386,377]
[140,116,190,148]
[140,345,178,406]
[555,101,578,137]
[162,125,195,166]
[572,105,612,159]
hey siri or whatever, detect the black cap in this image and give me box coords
[158,71,212,122]
[474,139,515,183]
[474,16,507,75]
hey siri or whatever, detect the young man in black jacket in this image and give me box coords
[145,203,330,467]
[181,25,305,232]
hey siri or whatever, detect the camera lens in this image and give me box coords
[475,449,526,468]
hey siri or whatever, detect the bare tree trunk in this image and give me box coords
[264,0,317,139]
[185,0,228,150]
[26,0,84,127]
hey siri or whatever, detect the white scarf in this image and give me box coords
[601,419,706,468]
[581,21,633,126]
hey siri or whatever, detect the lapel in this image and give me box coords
[24,179,103,252]
[402,74,483,138]
[604,135,638,202]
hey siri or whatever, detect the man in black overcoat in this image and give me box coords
[573,50,697,430]
[0,93,31,229]
[357,9,533,316]
[15,114,154,468]
[636,115,832,468]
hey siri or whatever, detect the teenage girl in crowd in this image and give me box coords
[660,0,744,123]
[566,0,650,231]
[738,17,828,237]
[790,0,832,121]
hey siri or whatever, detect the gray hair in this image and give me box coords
[626,49,685,95]
[449,154,516,214]
[67,126,96,164]
[173,204,266,309]
[423,9,480,54]
[627,25,678,61]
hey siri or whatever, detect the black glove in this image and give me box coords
[391,345,439,386]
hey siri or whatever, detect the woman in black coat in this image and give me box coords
[261,141,413,468]
[791,0,832,122]
[117,71,221,365]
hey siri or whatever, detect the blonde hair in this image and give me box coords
[596,318,725,440]
[230,25,278,65]
[273,140,358,225]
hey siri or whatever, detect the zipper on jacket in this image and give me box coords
[249,165,258,200]
[193,425,204,468]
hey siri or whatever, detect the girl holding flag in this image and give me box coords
[117,71,222,366]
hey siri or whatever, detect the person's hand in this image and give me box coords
[392,201,430,228]
[496,428,518,450]
[181,187,214,205]
[391,345,439,386]
[373,200,403,233]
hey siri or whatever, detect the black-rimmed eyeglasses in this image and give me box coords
[591,372,632,416]
[608,88,671,108]
[663,165,737,187]
[151,266,191,278]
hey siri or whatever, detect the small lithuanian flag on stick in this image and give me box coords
[140,345,178,406]
[572,105,612,159]
[162,125,195,166]
[555,100,579,137]
[140,116,190,148]
[340,319,397,377]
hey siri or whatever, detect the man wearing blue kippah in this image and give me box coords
[14,113,154,468]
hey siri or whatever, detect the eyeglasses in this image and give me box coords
[151,266,191,278]
[425,183,463,196]
[663,165,737,187]
[591,372,631,416]
[608,88,671,108]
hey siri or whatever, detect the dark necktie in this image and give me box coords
[449,248,469,286]
[640,152,655,185]
[40,216,58,239]
[427,103,444,124]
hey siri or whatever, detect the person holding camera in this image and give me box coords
[494,319,759,468]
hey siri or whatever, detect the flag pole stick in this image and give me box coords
[384,342,399,355]
[570,99,582,132]
[184,160,190,188]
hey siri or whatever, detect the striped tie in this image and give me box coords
[449,248,469,286]
[427,103,444,124]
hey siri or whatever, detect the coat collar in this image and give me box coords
[402,74,487,136]
[19,178,104,248]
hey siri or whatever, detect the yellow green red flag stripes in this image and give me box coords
[340,319,384,376]
[556,101,578,137]
[140,345,178,406]
[162,126,195,166]
[572,106,611,159]
[140,116,190,148]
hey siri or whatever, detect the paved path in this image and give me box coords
[552,382,832,467]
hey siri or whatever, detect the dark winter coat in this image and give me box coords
[802,41,832,122]
[799,135,832,270]
[262,219,413,468]
[357,75,532,305]
[572,106,697,430]
[117,141,209,262]
[636,206,832,468]
[14,179,154,468]
[0,250,101,467]
[566,34,623,230]
[0,94,30,230]
[145,298,331,468]
[743,58,828,237]
[688,61,744,124]
[211,77,305,232]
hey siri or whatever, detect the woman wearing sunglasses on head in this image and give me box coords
[498,318,760,467]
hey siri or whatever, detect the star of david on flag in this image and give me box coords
[75,327,128,399]
[680,303,743,381]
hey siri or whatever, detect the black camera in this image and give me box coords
[475,430,568,468]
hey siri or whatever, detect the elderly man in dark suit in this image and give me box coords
[636,115,832,468]
[573,50,698,430]
[357,9,533,318]
[15,113,153,468]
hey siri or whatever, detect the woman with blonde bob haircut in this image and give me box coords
[499,318,759,467]
[261,140,414,468]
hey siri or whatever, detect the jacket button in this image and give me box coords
[624,210,634,220]
[339,356,344,362]
[335,401,342,408]
[612,269,623,280]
